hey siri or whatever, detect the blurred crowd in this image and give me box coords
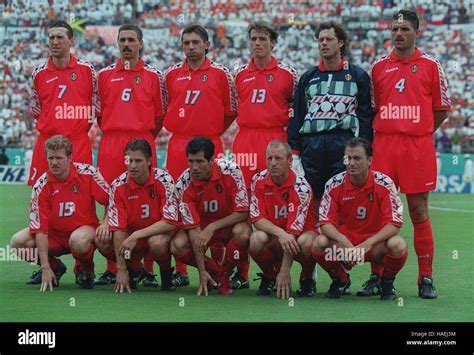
[0,0,472,154]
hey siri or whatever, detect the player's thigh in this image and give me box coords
[297,230,317,256]
[148,232,173,253]
[10,227,36,249]
[371,133,399,187]
[28,134,48,186]
[69,225,96,251]
[301,135,327,198]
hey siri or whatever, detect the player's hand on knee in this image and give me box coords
[279,233,300,255]
[40,268,56,292]
[114,270,131,294]
[96,223,112,243]
[291,154,305,177]
[120,236,137,256]
[276,271,291,299]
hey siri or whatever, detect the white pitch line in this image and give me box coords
[429,206,474,213]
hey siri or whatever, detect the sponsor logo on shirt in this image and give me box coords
[177,76,191,81]
[111,77,124,82]
[264,192,274,196]
[385,67,399,73]
[342,196,356,201]
[46,76,59,84]
[128,195,138,200]
[243,77,255,83]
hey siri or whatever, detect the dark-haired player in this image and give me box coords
[29,20,98,187]
[232,21,299,290]
[171,137,251,296]
[98,139,178,293]
[312,138,407,300]
[96,24,167,285]
[369,10,450,299]
[163,25,238,285]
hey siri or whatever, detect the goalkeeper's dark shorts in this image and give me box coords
[301,128,353,198]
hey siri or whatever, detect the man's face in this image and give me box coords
[182,32,209,62]
[118,30,142,64]
[48,28,73,59]
[125,150,151,182]
[317,28,342,60]
[249,29,275,59]
[391,20,419,52]
[266,145,291,179]
[46,148,71,177]
[344,146,371,178]
[187,151,212,180]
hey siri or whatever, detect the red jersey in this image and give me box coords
[319,170,403,237]
[235,57,298,129]
[108,168,179,233]
[370,48,451,136]
[31,55,98,138]
[29,163,110,234]
[250,169,316,235]
[97,58,167,133]
[163,57,238,136]
[175,159,249,229]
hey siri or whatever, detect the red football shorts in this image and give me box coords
[98,131,157,184]
[29,133,92,186]
[232,127,287,188]
[372,133,436,194]
[166,134,223,180]
[47,230,71,257]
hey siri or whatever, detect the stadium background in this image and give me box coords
[0,0,473,322]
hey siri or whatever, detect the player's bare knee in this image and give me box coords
[232,222,251,245]
[312,234,329,252]
[171,231,189,255]
[249,230,268,253]
[11,228,34,249]
[148,235,169,254]
[387,235,407,256]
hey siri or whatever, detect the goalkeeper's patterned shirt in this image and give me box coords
[288,59,374,153]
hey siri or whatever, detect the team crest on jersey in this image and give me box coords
[201,74,208,82]
[282,192,289,200]
[367,192,374,201]
[216,183,222,193]
[71,185,78,193]
[149,186,155,199]
[134,76,141,84]
[411,65,418,73]
[345,74,352,81]
[70,72,77,80]
[266,74,274,82]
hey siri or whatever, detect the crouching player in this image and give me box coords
[171,137,252,296]
[312,138,407,300]
[10,135,110,291]
[96,139,178,293]
[250,140,317,299]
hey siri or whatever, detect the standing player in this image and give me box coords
[163,25,238,285]
[232,21,299,290]
[171,137,251,296]
[96,24,167,285]
[10,135,110,290]
[288,21,374,213]
[312,138,407,300]
[97,139,178,293]
[29,20,98,186]
[369,10,451,299]
[250,140,317,298]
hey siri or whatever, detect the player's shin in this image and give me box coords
[382,250,408,279]
[413,218,434,283]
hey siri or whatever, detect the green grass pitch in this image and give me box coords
[0,184,472,322]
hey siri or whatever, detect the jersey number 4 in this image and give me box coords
[395,78,405,93]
